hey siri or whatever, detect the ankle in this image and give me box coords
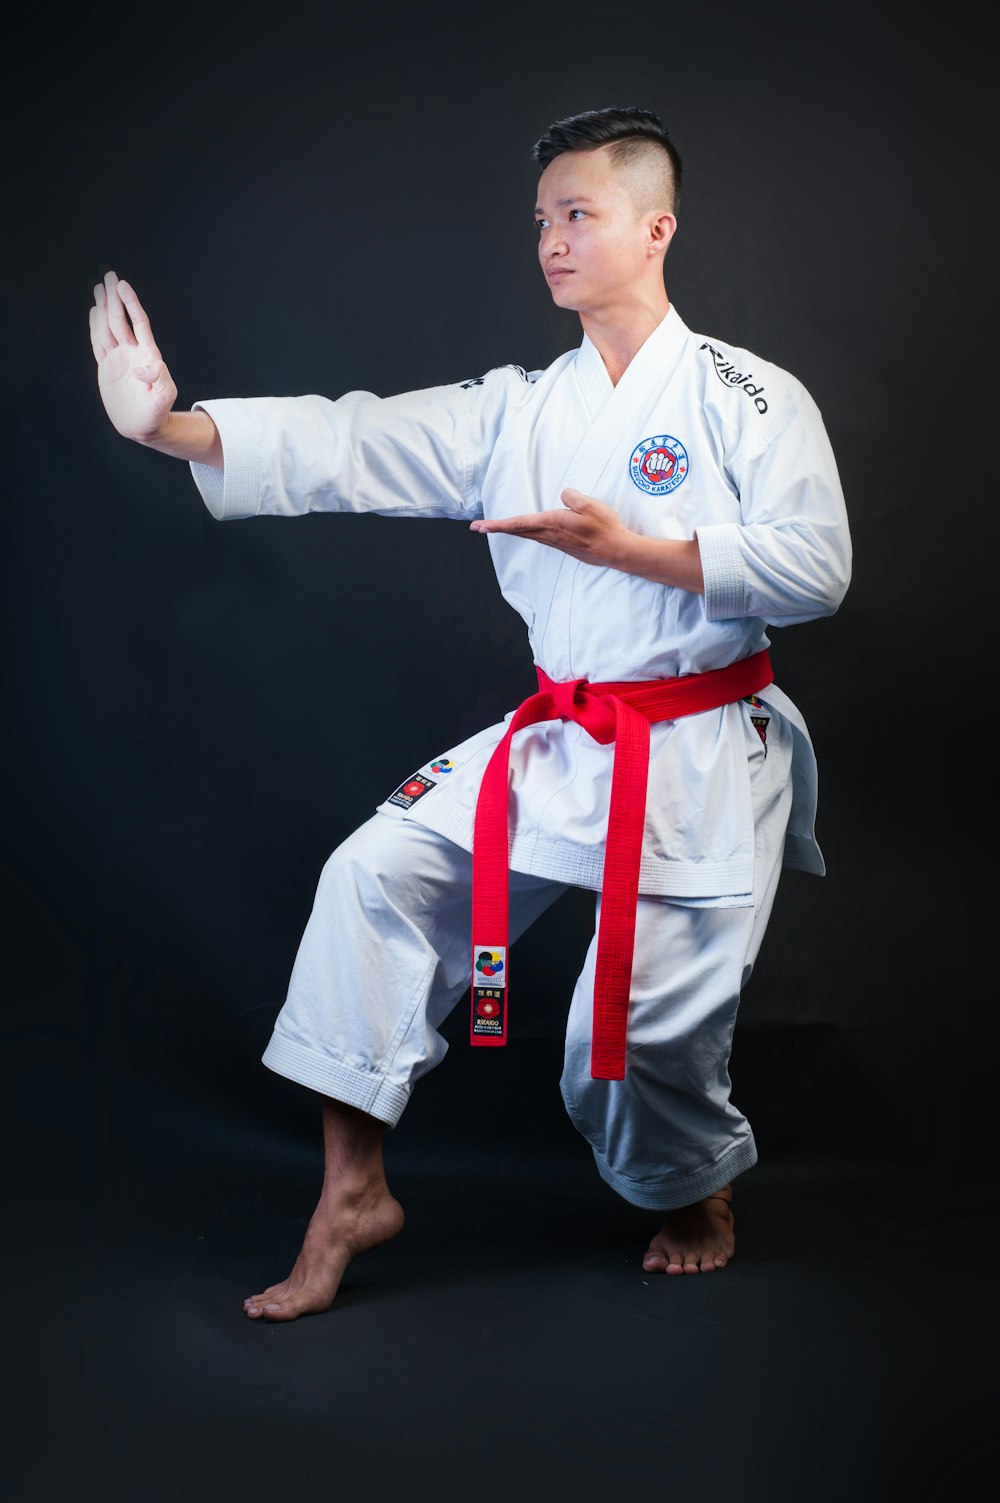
[319,1165,388,1204]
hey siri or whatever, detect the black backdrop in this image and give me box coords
[2,2,992,1498]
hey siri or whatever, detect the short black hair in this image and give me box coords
[531,105,683,209]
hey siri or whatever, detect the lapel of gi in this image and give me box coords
[557,306,690,497]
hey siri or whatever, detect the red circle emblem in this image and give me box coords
[640,448,677,484]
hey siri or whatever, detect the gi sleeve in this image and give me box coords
[695,384,852,626]
[187,374,528,524]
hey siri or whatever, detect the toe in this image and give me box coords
[245,1283,284,1308]
[245,1283,289,1317]
[648,1239,685,1273]
[262,1299,306,1323]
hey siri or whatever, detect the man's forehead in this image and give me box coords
[533,192,598,214]
[534,150,621,213]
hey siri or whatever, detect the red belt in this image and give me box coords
[470,648,773,1080]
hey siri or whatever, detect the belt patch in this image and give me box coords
[472,986,505,1036]
[474,946,506,984]
[743,694,770,754]
[472,947,507,1039]
[387,772,436,809]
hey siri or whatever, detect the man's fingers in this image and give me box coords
[117,278,159,355]
[89,293,112,361]
[104,269,137,349]
[471,514,540,536]
[562,488,607,516]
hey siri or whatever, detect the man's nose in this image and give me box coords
[540,226,567,257]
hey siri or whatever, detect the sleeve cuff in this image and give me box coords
[695,523,746,621]
[188,399,262,521]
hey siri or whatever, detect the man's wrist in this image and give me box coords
[616,532,704,593]
[143,410,222,466]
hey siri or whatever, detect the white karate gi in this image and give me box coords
[189,305,851,1209]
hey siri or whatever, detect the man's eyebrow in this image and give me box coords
[533,195,597,214]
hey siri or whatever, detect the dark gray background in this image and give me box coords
[1,2,991,1498]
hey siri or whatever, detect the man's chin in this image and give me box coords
[547,283,581,311]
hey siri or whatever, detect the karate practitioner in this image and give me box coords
[88,105,851,1320]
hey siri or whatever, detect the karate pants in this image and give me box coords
[262,713,793,1211]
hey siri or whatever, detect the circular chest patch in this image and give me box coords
[629,434,689,495]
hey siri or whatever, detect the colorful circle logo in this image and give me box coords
[475,950,504,978]
[629,434,689,496]
[430,758,454,775]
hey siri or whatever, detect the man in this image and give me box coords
[89,106,851,1320]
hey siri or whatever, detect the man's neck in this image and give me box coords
[580,293,671,387]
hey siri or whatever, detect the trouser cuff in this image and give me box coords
[592,1132,758,1210]
[261,1031,411,1126]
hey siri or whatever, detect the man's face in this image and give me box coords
[534,146,657,317]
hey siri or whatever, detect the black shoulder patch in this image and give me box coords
[699,341,769,416]
[459,364,538,390]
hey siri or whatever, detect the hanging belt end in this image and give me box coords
[470,944,508,1047]
[590,1051,626,1082]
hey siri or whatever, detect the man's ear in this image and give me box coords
[648,212,677,257]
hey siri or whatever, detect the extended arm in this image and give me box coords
[89,270,223,467]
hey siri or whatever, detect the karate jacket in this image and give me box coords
[189,305,852,903]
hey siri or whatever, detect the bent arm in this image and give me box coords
[696,390,852,625]
[466,386,849,621]
[470,488,705,593]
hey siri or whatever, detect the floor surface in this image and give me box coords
[7,1026,991,1502]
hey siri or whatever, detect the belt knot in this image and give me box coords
[550,677,586,719]
[541,673,617,742]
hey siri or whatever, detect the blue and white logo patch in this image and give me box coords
[629,434,689,496]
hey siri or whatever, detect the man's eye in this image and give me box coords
[535,220,548,232]
[570,209,586,220]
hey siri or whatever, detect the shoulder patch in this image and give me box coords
[503,363,538,383]
[699,341,769,415]
[459,363,538,390]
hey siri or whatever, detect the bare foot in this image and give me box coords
[642,1185,735,1275]
[244,1097,404,1322]
[244,1178,405,1321]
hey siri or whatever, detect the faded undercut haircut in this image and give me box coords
[531,105,683,216]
